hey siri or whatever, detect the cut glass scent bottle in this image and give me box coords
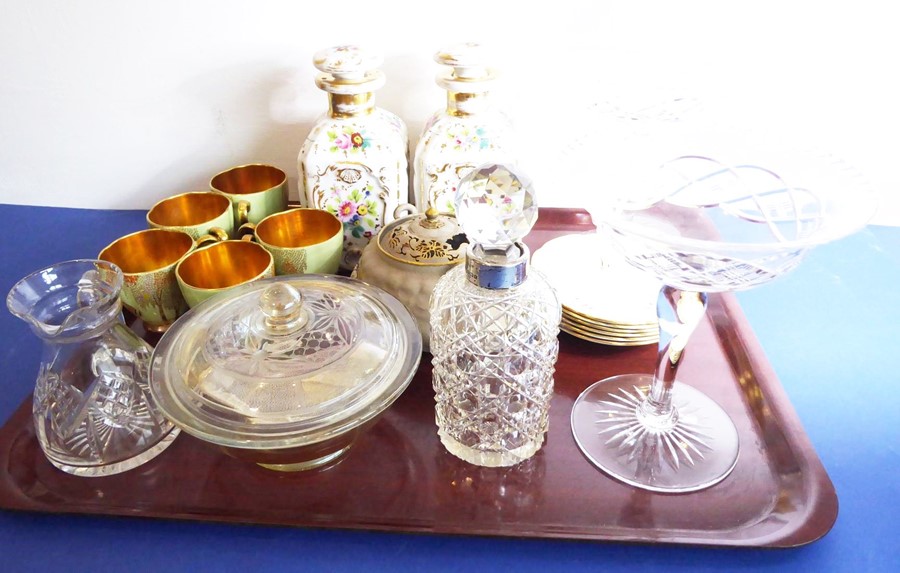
[430,164,561,467]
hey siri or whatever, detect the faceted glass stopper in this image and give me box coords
[454,164,537,249]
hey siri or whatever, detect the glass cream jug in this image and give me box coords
[7,259,179,476]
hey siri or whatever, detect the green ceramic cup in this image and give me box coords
[98,229,197,332]
[175,240,275,308]
[146,191,234,240]
[210,163,289,228]
[242,208,343,276]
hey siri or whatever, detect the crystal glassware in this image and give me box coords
[430,164,561,467]
[571,134,877,492]
[150,275,421,471]
[7,260,179,476]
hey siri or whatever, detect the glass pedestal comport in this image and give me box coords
[571,289,739,493]
[571,149,876,493]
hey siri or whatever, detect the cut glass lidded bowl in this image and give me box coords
[149,274,422,471]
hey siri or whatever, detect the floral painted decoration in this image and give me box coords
[443,126,490,152]
[325,184,381,240]
[328,126,370,154]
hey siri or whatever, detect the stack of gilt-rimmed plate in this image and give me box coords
[530,232,660,346]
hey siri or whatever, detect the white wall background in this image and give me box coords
[1,1,898,222]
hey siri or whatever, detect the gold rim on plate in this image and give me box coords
[560,318,658,346]
[560,319,658,341]
[560,325,658,347]
[562,307,658,335]
[562,303,657,328]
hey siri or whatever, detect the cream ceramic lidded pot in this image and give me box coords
[298,45,409,272]
[357,204,466,351]
[413,42,517,214]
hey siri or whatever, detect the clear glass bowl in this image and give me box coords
[149,274,422,471]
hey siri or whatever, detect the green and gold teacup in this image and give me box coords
[210,163,288,227]
[175,240,275,308]
[241,208,342,276]
[147,191,234,240]
[98,229,204,332]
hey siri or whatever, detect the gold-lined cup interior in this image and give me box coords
[99,229,194,274]
[211,164,286,196]
[257,209,342,248]
[178,241,272,289]
[147,192,231,227]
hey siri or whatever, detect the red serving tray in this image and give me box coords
[0,208,837,547]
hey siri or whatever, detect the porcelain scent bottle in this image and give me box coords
[413,43,517,214]
[430,164,561,467]
[298,45,409,272]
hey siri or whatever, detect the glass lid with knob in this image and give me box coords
[149,274,422,449]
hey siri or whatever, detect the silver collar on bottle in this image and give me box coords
[465,242,529,289]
